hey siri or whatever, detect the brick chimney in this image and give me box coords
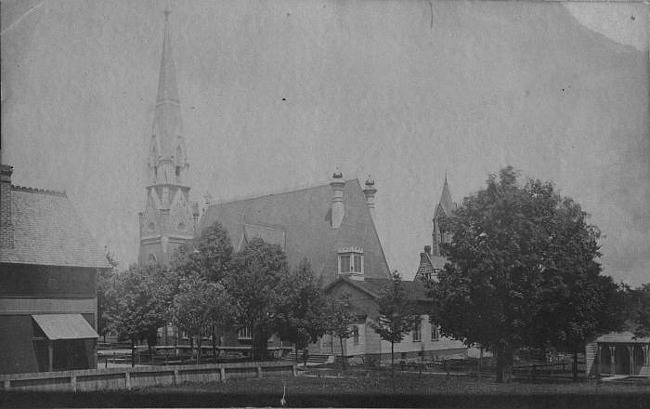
[362,176,377,221]
[330,170,345,229]
[1,164,15,249]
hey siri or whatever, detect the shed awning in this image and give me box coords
[32,314,98,340]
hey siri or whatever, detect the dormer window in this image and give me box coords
[338,247,364,276]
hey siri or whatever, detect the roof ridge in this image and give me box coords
[12,185,67,198]
[211,178,361,206]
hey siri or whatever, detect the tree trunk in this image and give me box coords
[131,339,136,368]
[478,346,483,381]
[391,342,395,378]
[572,350,579,382]
[212,330,217,362]
[295,345,299,365]
[339,337,346,370]
[197,335,202,364]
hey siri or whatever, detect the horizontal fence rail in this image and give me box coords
[0,361,296,393]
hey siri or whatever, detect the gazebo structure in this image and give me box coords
[586,332,650,377]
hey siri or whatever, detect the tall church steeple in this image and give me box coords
[148,7,187,186]
[139,8,197,267]
[432,173,456,257]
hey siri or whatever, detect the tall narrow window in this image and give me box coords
[340,254,351,273]
[413,318,422,342]
[431,323,440,341]
[352,325,359,346]
[353,254,362,273]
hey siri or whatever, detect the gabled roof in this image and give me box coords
[0,186,110,269]
[324,276,430,302]
[415,252,435,281]
[594,331,650,344]
[200,179,390,286]
[415,250,448,281]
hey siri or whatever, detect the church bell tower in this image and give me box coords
[139,8,198,267]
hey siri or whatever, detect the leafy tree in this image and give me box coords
[273,259,327,364]
[429,166,623,382]
[173,221,233,282]
[528,195,626,380]
[323,294,357,369]
[105,264,175,366]
[225,238,288,361]
[171,272,237,363]
[370,271,419,373]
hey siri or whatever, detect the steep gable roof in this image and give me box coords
[0,186,110,269]
[200,179,390,286]
[324,277,429,302]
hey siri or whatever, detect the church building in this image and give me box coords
[137,12,467,364]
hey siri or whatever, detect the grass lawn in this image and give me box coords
[2,370,649,408]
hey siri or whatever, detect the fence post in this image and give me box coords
[70,375,77,392]
[257,366,262,378]
[220,367,226,383]
[173,370,179,385]
[125,372,131,391]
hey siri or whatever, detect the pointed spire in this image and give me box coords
[435,173,455,219]
[156,7,180,105]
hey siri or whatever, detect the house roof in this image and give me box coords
[324,276,430,302]
[594,331,650,344]
[0,186,110,269]
[414,251,448,281]
[200,179,390,286]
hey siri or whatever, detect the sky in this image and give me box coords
[2,0,649,286]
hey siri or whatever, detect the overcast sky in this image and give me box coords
[2,0,649,286]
